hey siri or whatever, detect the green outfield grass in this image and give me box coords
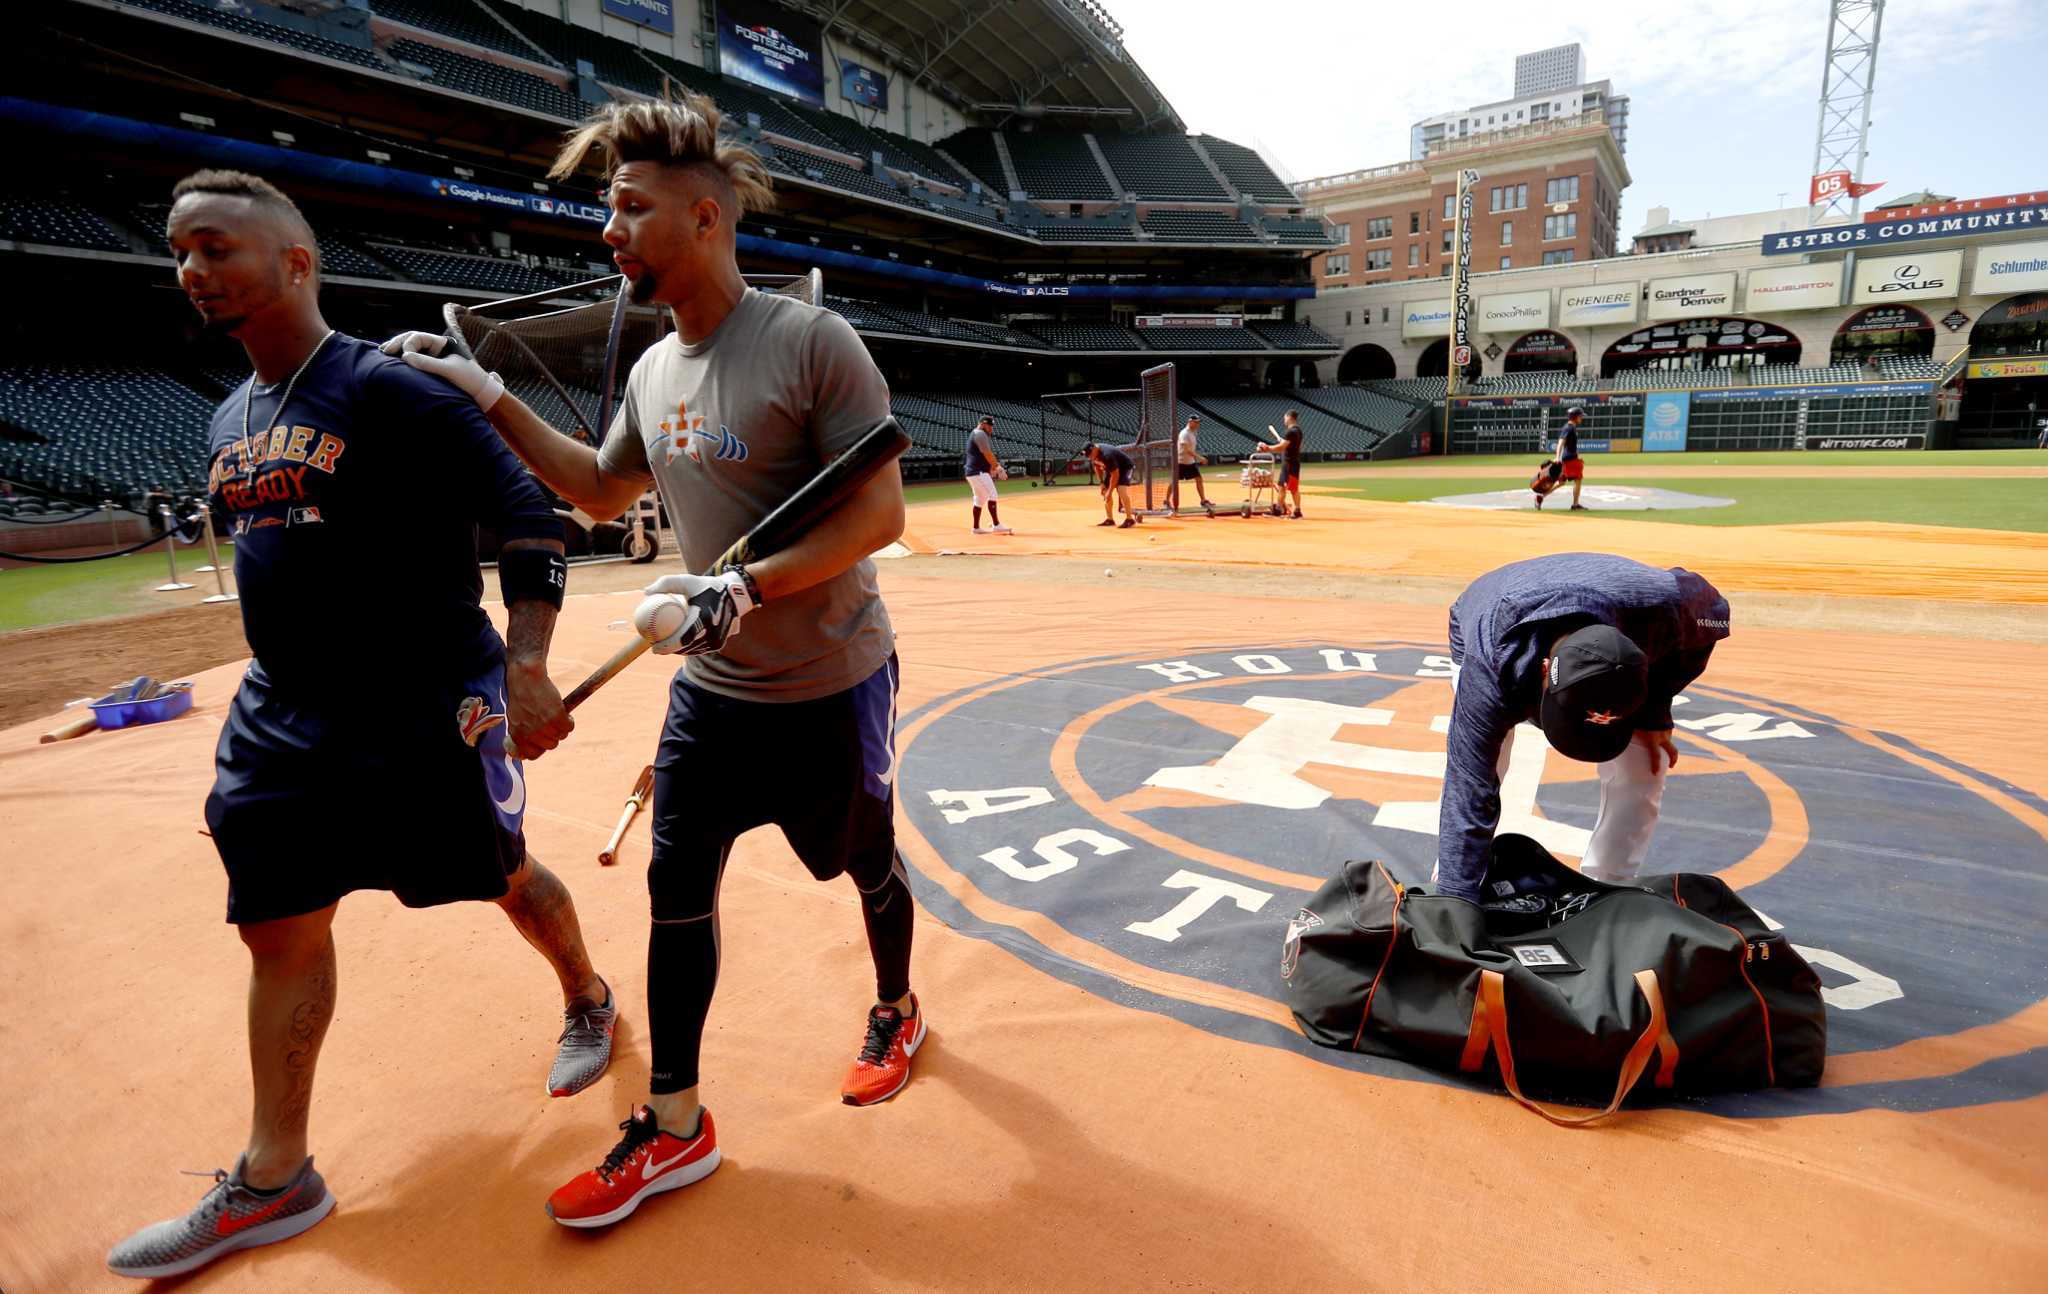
[1341,448,2048,472]
[1313,474,2048,531]
[0,546,233,633]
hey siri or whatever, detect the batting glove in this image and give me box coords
[994,466,1009,481]
[635,570,758,656]
[379,331,505,414]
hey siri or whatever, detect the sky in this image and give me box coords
[1104,0,2047,232]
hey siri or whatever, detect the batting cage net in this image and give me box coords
[442,270,822,560]
[1134,361,1177,514]
[1035,361,1176,503]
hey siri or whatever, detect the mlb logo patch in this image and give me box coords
[289,506,324,526]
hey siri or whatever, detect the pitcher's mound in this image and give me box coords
[1421,484,1736,512]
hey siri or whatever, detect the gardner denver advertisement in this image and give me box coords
[717,0,824,107]
[1646,272,1737,321]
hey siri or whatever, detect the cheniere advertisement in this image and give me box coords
[717,0,823,107]
[1557,282,1638,327]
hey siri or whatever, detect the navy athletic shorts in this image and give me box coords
[1175,463,1200,481]
[205,657,528,924]
[646,654,898,920]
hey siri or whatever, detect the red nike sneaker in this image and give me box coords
[546,1106,719,1228]
[841,995,927,1106]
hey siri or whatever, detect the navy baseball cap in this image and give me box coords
[1539,625,1648,763]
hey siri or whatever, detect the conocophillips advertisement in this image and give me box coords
[1970,239,2048,297]
[1475,290,1550,334]
[1557,282,1638,327]
[717,0,824,107]
[1645,272,1737,321]
[1401,299,1452,339]
[1851,250,1963,305]
[1744,262,1844,312]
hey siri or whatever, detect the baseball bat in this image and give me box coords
[598,763,656,866]
[562,416,912,712]
[41,710,99,743]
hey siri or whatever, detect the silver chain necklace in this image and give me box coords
[240,329,335,478]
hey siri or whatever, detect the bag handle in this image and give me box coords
[1460,968,1676,1127]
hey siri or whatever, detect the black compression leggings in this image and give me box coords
[646,846,913,1094]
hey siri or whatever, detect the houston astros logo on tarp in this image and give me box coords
[896,643,2048,1118]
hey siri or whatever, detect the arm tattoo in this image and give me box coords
[500,537,562,670]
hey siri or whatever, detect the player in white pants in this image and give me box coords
[963,415,1010,534]
[1431,553,1730,899]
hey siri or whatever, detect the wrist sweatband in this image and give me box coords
[499,547,567,609]
[733,564,764,609]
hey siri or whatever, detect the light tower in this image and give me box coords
[1809,0,1885,224]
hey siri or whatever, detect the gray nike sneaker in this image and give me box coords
[108,1156,335,1279]
[549,981,618,1097]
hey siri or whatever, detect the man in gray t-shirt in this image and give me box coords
[382,94,926,1230]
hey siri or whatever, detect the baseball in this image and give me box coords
[1104,567,1114,578]
[632,593,689,644]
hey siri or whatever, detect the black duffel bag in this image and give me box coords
[1282,834,1825,1124]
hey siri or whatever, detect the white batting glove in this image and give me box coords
[633,570,757,655]
[995,466,1009,481]
[379,331,504,414]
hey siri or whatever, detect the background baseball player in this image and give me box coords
[964,414,1010,533]
[1087,441,1138,527]
[1169,414,1212,515]
[1556,407,1587,510]
[387,93,920,1231]
[1264,410,1305,518]
[111,171,614,1280]
[1432,552,1731,902]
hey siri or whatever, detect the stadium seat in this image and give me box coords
[1139,209,1259,243]
[1004,134,1114,201]
[388,38,586,120]
[934,129,1011,195]
[1094,134,1229,201]
[477,0,665,95]
[1264,217,1335,245]
[1194,136,1296,203]
[1134,326,1268,352]
[365,242,562,294]
[117,0,386,69]
[1018,322,1144,351]
[370,0,555,65]
[1248,321,1338,350]
[0,194,129,252]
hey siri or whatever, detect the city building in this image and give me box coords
[1632,204,1850,255]
[1410,45,1628,159]
[1305,117,1629,290]
[1515,43,1583,97]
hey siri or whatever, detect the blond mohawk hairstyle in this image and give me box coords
[550,90,776,215]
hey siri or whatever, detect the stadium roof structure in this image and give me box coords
[799,0,1183,130]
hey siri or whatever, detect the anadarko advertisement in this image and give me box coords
[1745,262,1844,312]
[1557,282,1638,327]
[1645,272,1738,321]
[1852,250,1964,305]
[1401,299,1453,339]
[1475,290,1550,333]
[1970,239,2048,297]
